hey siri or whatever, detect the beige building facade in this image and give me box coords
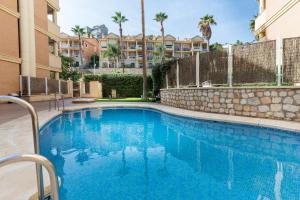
[59,33,99,67]
[0,0,61,95]
[99,33,208,68]
[255,0,300,40]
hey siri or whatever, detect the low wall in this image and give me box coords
[160,87,300,122]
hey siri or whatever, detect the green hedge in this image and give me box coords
[84,74,153,98]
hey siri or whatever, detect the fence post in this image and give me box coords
[166,74,169,89]
[196,52,200,87]
[45,77,48,96]
[276,37,283,86]
[27,76,31,96]
[176,61,180,88]
[58,80,61,95]
[19,75,23,96]
[227,45,233,87]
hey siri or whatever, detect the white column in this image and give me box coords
[19,0,36,77]
[45,77,48,96]
[166,74,169,89]
[176,61,180,88]
[196,52,200,87]
[276,38,283,86]
[227,45,233,87]
[58,80,61,95]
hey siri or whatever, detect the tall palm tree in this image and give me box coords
[141,0,147,99]
[250,15,257,33]
[71,25,86,65]
[112,12,128,72]
[198,15,217,48]
[103,44,121,68]
[154,12,168,63]
[86,29,94,38]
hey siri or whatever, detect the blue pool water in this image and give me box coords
[40,108,300,200]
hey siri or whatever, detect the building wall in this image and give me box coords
[99,34,207,68]
[265,2,300,40]
[255,0,300,40]
[161,88,300,122]
[0,0,20,95]
[36,68,51,78]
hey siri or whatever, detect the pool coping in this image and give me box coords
[1,102,300,200]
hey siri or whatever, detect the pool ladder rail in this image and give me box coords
[49,93,65,112]
[0,154,60,200]
[0,95,60,200]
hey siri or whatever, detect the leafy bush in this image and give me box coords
[84,74,153,98]
[151,59,176,95]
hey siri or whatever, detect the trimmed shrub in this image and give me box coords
[84,73,153,98]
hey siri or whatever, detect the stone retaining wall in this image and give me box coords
[160,87,300,122]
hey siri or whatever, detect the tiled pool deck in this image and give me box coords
[1,101,300,200]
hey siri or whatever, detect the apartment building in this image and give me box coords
[99,33,208,68]
[59,33,99,67]
[255,0,300,40]
[0,0,61,95]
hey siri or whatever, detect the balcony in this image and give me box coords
[48,20,60,38]
[47,0,60,10]
[147,46,153,50]
[49,53,62,70]
[182,47,191,51]
[255,11,267,32]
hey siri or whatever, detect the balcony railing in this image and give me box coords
[49,54,61,70]
[182,48,191,51]
[48,20,60,37]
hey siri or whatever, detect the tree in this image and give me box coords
[112,11,128,72]
[198,15,217,48]
[234,40,244,46]
[89,54,99,68]
[249,15,257,32]
[86,29,94,38]
[154,12,168,63]
[141,0,147,99]
[209,42,223,51]
[71,25,86,65]
[60,55,81,82]
[102,44,121,68]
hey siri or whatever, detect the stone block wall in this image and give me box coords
[160,87,300,122]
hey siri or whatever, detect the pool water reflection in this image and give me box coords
[40,108,300,200]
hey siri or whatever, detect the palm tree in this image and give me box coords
[102,44,121,68]
[141,0,147,99]
[154,12,168,63]
[71,25,86,65]
[86,29,94,38]
[198,15,217,48]
[250,15,257,33]
[112,12,128,72]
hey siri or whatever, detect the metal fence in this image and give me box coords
[21,76,69,96]
[166,37,300,88]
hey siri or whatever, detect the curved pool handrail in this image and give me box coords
[0,154,59,200]
[0,96,44,200]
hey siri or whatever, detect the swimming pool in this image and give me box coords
[40,108,300,200]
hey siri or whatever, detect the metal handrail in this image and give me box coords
[48,94,65,112]
[0,96,44,200]
[0,154,59,200]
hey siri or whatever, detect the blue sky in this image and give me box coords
[58,0,258,44]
